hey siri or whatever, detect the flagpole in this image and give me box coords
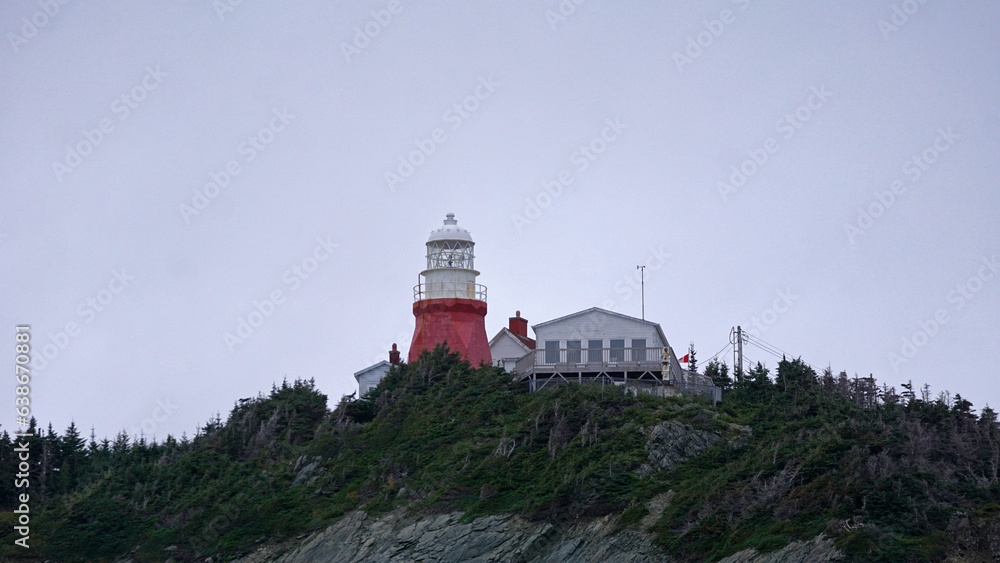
[636,265,646,320]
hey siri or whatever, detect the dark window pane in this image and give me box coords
[610,339,625,362]
[587,340,603,363]
[567,340,581,363]
[632,339,646,362]
[544,340,560,364]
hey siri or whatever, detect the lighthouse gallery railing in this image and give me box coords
[413,282,487,302]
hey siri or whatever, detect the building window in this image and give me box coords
[587,339,603,363]
[567,340,581,363]
[610,339,625,362]
[632,338,646,362]
[544,340,560,364]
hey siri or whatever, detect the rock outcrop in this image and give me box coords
[637,420,723,476]
[233,508,666,563]
[231,508,845,563]
[715,535,843,562]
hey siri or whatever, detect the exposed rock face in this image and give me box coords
[289,455,324,487]
[637,420,723,476]
[715,535,843,562]
[232,508,845,563]
[235,509,666,563]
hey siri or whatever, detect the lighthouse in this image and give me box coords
[409,213,492,366]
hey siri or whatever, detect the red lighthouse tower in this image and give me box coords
[409,213,492,366]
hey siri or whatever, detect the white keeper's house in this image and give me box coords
[489,307,721,403]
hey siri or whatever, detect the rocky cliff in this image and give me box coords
[232,507,842,563]
[225,415,836,563]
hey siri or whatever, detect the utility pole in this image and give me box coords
[730,326,745,382]
[737,326,743,380]
[636,265,646,320]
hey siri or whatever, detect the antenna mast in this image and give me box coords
[636,265,646,320]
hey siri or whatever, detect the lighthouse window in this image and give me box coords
[609,339,625,362]
[567,340,581,363]
[544,341,560,364]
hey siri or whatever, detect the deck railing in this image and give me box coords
[413,282,487,302]
[515,346,666,376]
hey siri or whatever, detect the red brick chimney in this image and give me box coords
[389,343,401,365]
[509,311,528,338]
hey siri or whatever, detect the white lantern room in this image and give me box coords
[414,213,487,302]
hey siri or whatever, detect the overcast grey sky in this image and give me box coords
[2,0,998,441]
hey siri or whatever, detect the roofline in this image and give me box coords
[532,307,663,332]
[354,360,390,380]
[488,327,532,352]
[531,305,672,361]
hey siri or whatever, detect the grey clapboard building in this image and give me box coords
[353,344,401,397]
[491,307,720,403]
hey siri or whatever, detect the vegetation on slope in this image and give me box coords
[0,346,998,562]
[654,359,1000,561]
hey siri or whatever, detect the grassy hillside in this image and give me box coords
[1,346,998,561]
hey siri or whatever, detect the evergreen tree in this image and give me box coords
[58,422,86,493]
[61,421,85,456]
[900,380,915,404]
[703,359,731,389]
[687,342,697,374]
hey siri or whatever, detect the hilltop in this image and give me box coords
[2,346,999,562]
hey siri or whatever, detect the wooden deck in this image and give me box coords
[515,346,721,403]
[515,346,667,390]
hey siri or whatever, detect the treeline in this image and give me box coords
[0,378,330,560]
[2,348,999,561]
[0,378,327,509]
[658,357,1000,560]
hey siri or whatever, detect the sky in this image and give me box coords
[2,0,999,441]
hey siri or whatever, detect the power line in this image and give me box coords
[746,334,790,358]
[703,341,731,364]
[744,333,818,372]
[746,336,784,360]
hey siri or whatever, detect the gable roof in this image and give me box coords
[531,307,670,346]
[488,327,533,353]
[354,360,390,381]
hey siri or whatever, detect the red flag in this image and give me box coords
[680,353,690,363]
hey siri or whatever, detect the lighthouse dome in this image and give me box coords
[427,213,473,243]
